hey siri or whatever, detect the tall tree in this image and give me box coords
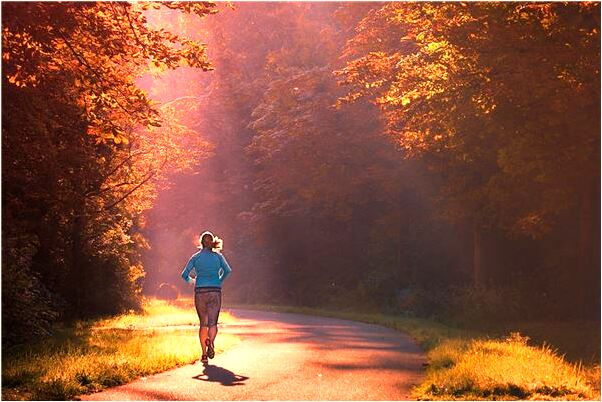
[2,1,217,341]
[337,2,600,291]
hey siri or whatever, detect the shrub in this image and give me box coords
[443,284,524,324]
[2,234,58,347]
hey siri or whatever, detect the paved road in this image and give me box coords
[81,309,426,400]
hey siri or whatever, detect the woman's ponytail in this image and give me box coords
[212,235,223,252]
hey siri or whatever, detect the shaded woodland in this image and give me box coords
[2,2,600,347]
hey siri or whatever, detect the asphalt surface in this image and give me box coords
[80,309,426,400]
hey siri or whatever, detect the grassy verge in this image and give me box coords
[2,298,239,401]
[225,304,600,400]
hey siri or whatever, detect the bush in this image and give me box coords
[387,282,553,324]
[75,254,143,318]
[443,285,524,324]
[2,234,58,347]
[392,286,448,317]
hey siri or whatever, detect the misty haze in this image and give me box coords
[2,2,600,401]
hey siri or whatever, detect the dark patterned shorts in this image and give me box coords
[194,287,222,327]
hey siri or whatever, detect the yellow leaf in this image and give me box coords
[425,41,448,53]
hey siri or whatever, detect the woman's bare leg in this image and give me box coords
[200,326,208,355]
[208,325,218,345]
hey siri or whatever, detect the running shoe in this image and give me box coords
[200,354,208,365]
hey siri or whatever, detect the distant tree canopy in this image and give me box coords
[338,2,599,231]
[2,1,215,345]
[337,2,600,288]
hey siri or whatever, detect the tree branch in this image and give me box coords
[104,171,156,211]
[120,3,144,48]
[56,28,149,120]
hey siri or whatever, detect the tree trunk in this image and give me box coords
[69,199,87,316]
[397,211,403,276]
[473,219,482,288]
[399,210,412,282]
[577,178,597,315]
[578,182,593,275]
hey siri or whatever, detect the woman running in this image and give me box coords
[181,230,232,365]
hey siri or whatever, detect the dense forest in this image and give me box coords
[2,2,600,347]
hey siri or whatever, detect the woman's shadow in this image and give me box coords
[192,364,249,386]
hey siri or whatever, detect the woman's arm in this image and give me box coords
[218,254,232,282]
[180,256,196,285]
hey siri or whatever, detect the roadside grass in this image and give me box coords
[2,297,238,401]
[417,333,595,400]
[225,304,600,400]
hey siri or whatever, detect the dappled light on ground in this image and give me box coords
[82,309,426,400]
[224,306,601,401]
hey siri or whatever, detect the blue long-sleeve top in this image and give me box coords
[180,248,232,288]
